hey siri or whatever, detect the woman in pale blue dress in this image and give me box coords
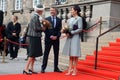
[62,5,83,76]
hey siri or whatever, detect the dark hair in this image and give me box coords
[72,5,81,16]
[14,15,18,20]
[50,6,59,14]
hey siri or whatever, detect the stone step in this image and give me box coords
[47,59,68,71]
[86,32,120,42]
[48,51,86,66]
[42,32,120,69]
[48,53,86,70]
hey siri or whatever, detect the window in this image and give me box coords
[15,0,22,10]
[0,0,7,12]
[60,0,66,2]
[55,0,67,5]
[33,0,40,8]
[60,0,67,4]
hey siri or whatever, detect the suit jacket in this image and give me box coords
[44,16,62,42]
[27,13,42,37]
[6,22,21,41]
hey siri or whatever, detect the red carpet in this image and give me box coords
[1,38,120,80]
[0,72,108,80]
[77,38,120,80]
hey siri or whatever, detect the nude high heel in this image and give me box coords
[72,69,77,76]
[65,69,73,75]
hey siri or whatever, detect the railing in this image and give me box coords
[94,23,120,70]
[83,17,102,35]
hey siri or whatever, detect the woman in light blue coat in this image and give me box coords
[62,5,82,76]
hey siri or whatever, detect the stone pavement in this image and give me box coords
[0,48,54,75]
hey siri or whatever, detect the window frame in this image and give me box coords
[12,0,23,14]
[0,0,7,12]
[15,0,23,10]
[55,0,67,5]
[29,0,42,13]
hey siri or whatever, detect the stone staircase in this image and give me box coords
[45,32,120,70]
[77,37,120,80]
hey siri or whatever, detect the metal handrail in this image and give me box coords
[85,21,100,31]
[83,17,102,33]
[94,23,120,70]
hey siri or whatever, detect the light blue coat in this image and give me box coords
[62,16,82,57]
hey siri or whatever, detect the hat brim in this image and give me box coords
[34,5,45,11]
[35,7,44,11]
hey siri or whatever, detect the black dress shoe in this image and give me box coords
[41,69,45,73]
[29,69,38,74]
[23,70,32,75]
[54,69,62,73]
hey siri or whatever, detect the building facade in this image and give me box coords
[0,0,120,36]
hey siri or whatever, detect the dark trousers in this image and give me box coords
[42,40,60,70]
[9,42,19,58]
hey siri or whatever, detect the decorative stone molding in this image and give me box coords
[28,8,34,13]
[11,9,23,15]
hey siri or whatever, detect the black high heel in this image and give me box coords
[23,70,32,75]
[29,69,38,74]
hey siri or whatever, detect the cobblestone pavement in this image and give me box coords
[0,48,53,75]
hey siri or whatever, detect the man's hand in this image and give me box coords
[50,35,57,40]
[12,33,17,37]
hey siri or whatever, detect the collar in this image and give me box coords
[13,21,18,25]
[51,16,56,19]
[35,12,42,17]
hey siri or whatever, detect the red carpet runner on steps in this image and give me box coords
[1,38,120,80]
[77,38,120,80]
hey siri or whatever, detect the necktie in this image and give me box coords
[52,16,55,28]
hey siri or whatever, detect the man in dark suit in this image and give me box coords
[41,7,62,73]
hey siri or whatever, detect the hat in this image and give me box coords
[34,4,45,11]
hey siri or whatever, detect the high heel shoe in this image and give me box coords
[72,72,76,76]
[29,69,38,74]
[65,69,73,76]
[72,69,77,76]
[23,70,31,75]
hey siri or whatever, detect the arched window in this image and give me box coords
[0,0,7,12]
[15,0,22,10]
[33,0,40,8]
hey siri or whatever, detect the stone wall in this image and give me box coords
[2,0,120,36]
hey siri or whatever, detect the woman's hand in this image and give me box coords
[66,32,72,38]
[60,33,67,39]
[50,36,57,40]
[66,33,70,37]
